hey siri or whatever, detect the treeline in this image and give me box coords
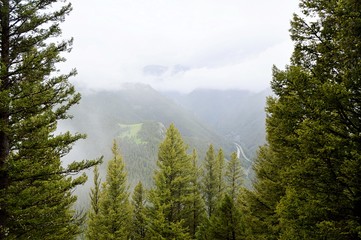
[84,124,244,240]
[81,0,361,238]
[1,0,361,239]
[0,1,101,239]
[240,0,361,239]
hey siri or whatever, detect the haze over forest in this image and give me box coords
[62,84,270,194]
[1,0,360,239]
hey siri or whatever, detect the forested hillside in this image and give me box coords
[166,88,270,156]
[64,83,233,159]
[63,84,267,196]
[1,0,361,239]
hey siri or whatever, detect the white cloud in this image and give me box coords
[60,0,299,92]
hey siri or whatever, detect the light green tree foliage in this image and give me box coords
[215,148,226,197]
[206,152,244,240]
[95,141,131,240]
[225,152,243,201]
[0,1,100,238]
[85,165,102,240]
[131,181,148,240]
[198,146,227,239]
[201,144,218,218]
[186,149,206,238]
[261,0,361,238]
[148,124,192,240]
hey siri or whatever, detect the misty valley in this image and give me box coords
[1,0,361,239]
[63,84,268,191]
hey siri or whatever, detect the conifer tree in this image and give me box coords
[148,124,192,240]
[131,181,147,240]
[198,145,224,240]
[241,146,283,240]
[225,152,243,201]
[201,144,218,218]
[187,149,206,238]
[0,1,100,238]
[85,165,102,240]
[259,0,361,238]
[215,148,225,197]
[207,152,244,240]
[95,141,131,240]
[208,194,243,240]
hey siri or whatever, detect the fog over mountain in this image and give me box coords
[61,1,299,93]
[165,88,270,156]
[61,83,269,204]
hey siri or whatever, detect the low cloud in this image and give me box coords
[60,0,299,93]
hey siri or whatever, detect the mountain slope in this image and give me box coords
[165,88,270,158]
[61,84,234,189]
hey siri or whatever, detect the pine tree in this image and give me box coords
[240,146,282,240]
[206,152,244,240]
[261,0,361,238]
[201,144,218,218]
[0,1,100,238]
[198,145,227,240]
[225,152,243,201]
[215,148,225,197]
[95,141,131,240]
[209,194,243,240]
[85,165,102,240]
[131,181,147,240]
[147,124,192,240]
[187,149,206,238]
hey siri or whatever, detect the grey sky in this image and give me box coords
[60,0,300,93]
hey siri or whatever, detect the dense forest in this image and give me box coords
[0,0,361,239]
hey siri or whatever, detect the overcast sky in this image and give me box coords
[60,0,300,93]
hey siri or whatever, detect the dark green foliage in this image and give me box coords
[131,181,148,240]
[0,1,99,238]
[205,152,244,240]
[147,124,193,240]
[248,0,361,239]
[208,194,243,240]
[241,146,283,239]
[85,165,101,240]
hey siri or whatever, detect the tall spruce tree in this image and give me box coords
[261,0,361,238]
[215,148,225,197]
[241,146,283,240]
[225,152,243,201]
[131,181,147,240]
[187,149,206,238]
[207,152,244,240]
[0,1,99,239]
[198,145,225,240]
[85,165,102,240]
[95,141,131,240]
[147,124,192,240]
[201,144,218,218]
[208,194,243,240]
